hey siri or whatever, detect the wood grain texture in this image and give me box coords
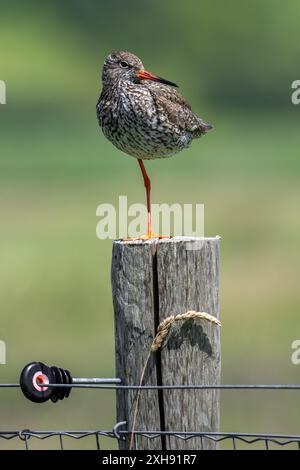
[111,239,161,450]
[111,237,220,450]
[157,238,220,450]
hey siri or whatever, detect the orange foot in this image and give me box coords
[124,232,171,241]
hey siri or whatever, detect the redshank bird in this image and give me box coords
[96,51,213,239]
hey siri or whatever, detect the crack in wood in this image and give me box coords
[151,243,166,450]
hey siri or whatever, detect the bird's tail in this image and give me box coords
[200,119,214,131]
[194,119,214,137]
[203,122,213,131]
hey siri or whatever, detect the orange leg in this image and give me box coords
[136,160,170,240]
[124,160,170,241]
[138,159,152,238]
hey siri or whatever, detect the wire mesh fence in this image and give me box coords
[1,379,300,450]
[1,429,300,450]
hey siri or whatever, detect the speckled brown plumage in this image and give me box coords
[96,51,212,160]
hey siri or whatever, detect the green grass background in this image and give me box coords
[0,0,300,449]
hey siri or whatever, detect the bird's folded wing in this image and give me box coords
[146,82,209,136]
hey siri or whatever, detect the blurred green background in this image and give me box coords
[0,0,300,450]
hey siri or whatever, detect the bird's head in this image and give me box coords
[102,51,178,88]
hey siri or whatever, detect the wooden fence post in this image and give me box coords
[111,237,220,450]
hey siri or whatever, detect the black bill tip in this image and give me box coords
[156,76,178,88]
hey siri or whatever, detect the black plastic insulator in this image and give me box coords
[20,362,54,403]
[19,362,73,403]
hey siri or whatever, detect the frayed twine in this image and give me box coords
[129,310,221,450]
[151,310,221,352]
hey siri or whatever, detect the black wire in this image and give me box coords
[2,383,299,390]
[1,382,300,449]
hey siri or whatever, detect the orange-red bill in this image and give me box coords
[136,70,178,88]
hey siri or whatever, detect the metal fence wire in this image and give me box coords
[1,378,300,450]
[1,429,300,450]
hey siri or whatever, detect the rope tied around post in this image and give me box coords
[130,310,221,450]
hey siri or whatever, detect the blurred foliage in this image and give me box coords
[0,0,300,449]
[1,0,300,109]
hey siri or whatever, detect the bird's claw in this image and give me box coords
[124,232,170,242]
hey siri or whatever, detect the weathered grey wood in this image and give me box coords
[111,237,220,450]
[157,238,220,450]
[111,240,161,450]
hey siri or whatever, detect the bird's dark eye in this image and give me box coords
[120,61,129,68]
